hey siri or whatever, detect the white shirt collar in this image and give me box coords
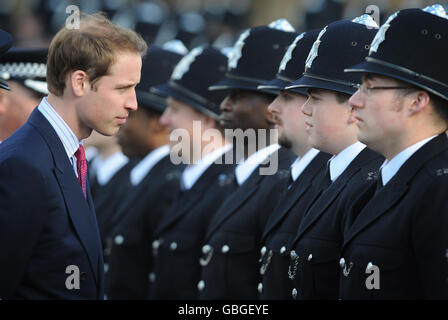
[38,97,80,159]
[380,135,437,186]
[181,144,232,190]
[290,148,320,181]
[235,143,281,186]
[329,141,366,182]
[91,151,129,186]
[130,145,170,186]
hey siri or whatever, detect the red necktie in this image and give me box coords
[75,145,87,198]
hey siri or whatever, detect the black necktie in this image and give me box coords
[322,161,332,189]
[287,170,294,190]
[374,170,383,196]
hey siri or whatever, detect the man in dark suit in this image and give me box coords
[256,29,332,300]
[102,42,186,300]
[0,13,147,299]
[340,5,448,299]
[148,46,236,300]
[284,15,384,300]
[197,20,298,300]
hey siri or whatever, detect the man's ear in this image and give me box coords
[69,70,89,97]
[408,90,430,116]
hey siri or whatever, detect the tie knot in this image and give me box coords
[75,145,86,162]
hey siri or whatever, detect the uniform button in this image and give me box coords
[202,244,211,254]
[292,288,298,300]
[149,272,156,283]
[221,245,230,253]
[280,246,286,254]
[170,242,178,251]
[367,262,373,270]
[114,235,124,245]
[260,246,267,256]
[290,250,297,260]
[307,253,313,261]
[257,282,263,294]
[339,258,346,268]
[152,240,160,249]
[80,272,87,280]
[104,263,109,273]
[197,280,205,291]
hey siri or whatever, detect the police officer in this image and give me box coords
[198,20,297,300]
[340,4,448,299]
[0,47,48,142]
[284,15,384,300]
[149,46,236,300]
[101,42,186,299]
[256,29,332,299]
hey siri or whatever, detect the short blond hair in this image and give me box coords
[47,12,147,96]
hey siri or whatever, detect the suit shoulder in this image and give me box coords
[422,148,448,179]
[0,123,51,165]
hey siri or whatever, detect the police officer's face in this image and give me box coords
[349,74,409,153]
[219,89,275,131]
[0,81,39,141]
[117,108,164,158]
[268,90,308,150]
[160,97,209,161]
[301,88,354,155]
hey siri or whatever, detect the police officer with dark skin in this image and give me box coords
[284,15,384,300]
[197,20,298,300]
[256,29,332,299]
[340,4,448,299]
[148,46,236,300]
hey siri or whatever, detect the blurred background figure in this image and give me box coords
[0,47,48,142]
[1,0,443,53]
[84,131,131,203]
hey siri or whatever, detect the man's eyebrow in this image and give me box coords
[115,83,136,89]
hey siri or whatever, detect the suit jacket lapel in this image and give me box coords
[343,134,448,247]
[261,152,330,241]
[29,110,101,284]
[205,168,262,240]
[155,163,226,235]
[293,148,380,245]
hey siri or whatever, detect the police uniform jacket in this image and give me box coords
[199,148,295,300]
[289,147,383,300]
[339,134,448,299]
[103,155,182,299]
[259,151,331,299]
[149,154,236,300]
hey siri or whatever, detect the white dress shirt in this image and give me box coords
[130,145,171,186]
[380,135,437,186]
[290,148,320,182]
[235,143,281,186]
[328,141,366,182]
[181,144,233,190]
[38,97,81,176]
[90,151,129,186]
